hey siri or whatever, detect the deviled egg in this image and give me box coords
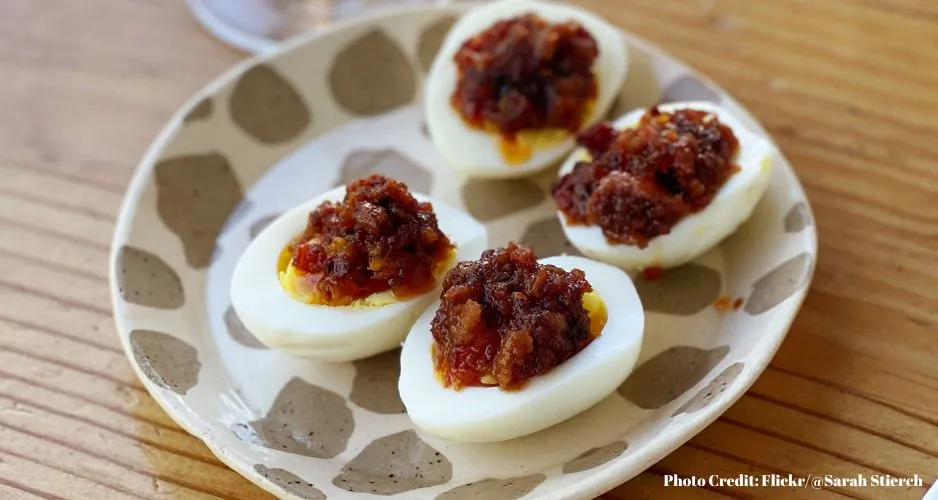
[231,175,488,362]
[424,0,628,178]
[399,243,644,443]
[552,101,774,270]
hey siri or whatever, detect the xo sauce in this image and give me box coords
[431,243,606,391]
[450,13,599,162]
[281,175,454,306]
[552,107,741,247]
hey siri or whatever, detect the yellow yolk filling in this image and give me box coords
[491,96,598,165]
[582,290,608,338]
[277,246,457,307]
[497,129,571,165]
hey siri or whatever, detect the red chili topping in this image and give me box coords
[290,175,454,306]
[642,266,664,281]
[451,13,599,141]
[552,108,740,247]
[431,243,594,390]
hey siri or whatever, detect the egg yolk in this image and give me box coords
[278,246,456,307]
[492,100,598,165]
[582,290,608,338]
[497,128,570,165]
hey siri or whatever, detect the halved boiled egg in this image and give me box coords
[230,178,488,362]
[555,101,774,270]
[399,248,644,443]
[425,0,628,178]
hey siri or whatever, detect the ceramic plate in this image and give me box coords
[110,4,817,499]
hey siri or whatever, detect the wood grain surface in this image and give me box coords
[1,0,937,498]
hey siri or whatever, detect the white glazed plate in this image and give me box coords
[110,4,817,499]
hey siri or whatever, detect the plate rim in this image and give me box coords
[109,3,819,499]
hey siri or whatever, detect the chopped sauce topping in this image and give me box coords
[715,296,745,312]
[431,243,602,391]
[285,175,454,306]
[552,108,741,247]
[451,13,599,144]
[713,295,733,312]
[642,266,664,281]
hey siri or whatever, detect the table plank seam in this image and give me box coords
[0,345,145,393]
[681,0,938,89]
[733,86,938,165]
[0,447,145,499]
[0,390,225,469]
[0,368,180,435]
[830,0,938,23]
[0,187,117,223]
[0,248,108,283]
[0,159,128,194]
[684,442,864,500]
[0,216,110,251]
[768,366,938,426]
[600,10,938,126]
[0,280,111,316]
[0,475,69,500]
[746,391,938,459]
[0,420,244,500]
[0,316,121,355]
[720,417,916,480]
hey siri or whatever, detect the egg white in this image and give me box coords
[557,101,775,270]
[424,0,628,178]
[230,186,488,362]
[398,255,644,443]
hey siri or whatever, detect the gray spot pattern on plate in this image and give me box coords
[784,202,811,233]
[350,350,405,414]
[744,253,812,315]
[249,213,281,240]
[183,97,213,122]
[116,246,184,309]
[635,264,722,315]
[224,306,268,349]
[436,473,546,500]
[255,465,326,500]
[611,45,660,117]
[229,64,311,144]
[619,346,730,409]
[333,430,452,495]
[417,15,458,72]
[520,217,582,257]
[232,377,354,459]
[155,153,243,268]
[659,75,720,104]
[461,179,544,221]
[329,30,416,115]
[130,330,200,395]
[673,362,745,416]
[337,149,431,194]
[562,441,628,474]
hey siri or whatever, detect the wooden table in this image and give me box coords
[2,0,937,498]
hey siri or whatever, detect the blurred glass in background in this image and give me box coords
[188,0,455,54]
